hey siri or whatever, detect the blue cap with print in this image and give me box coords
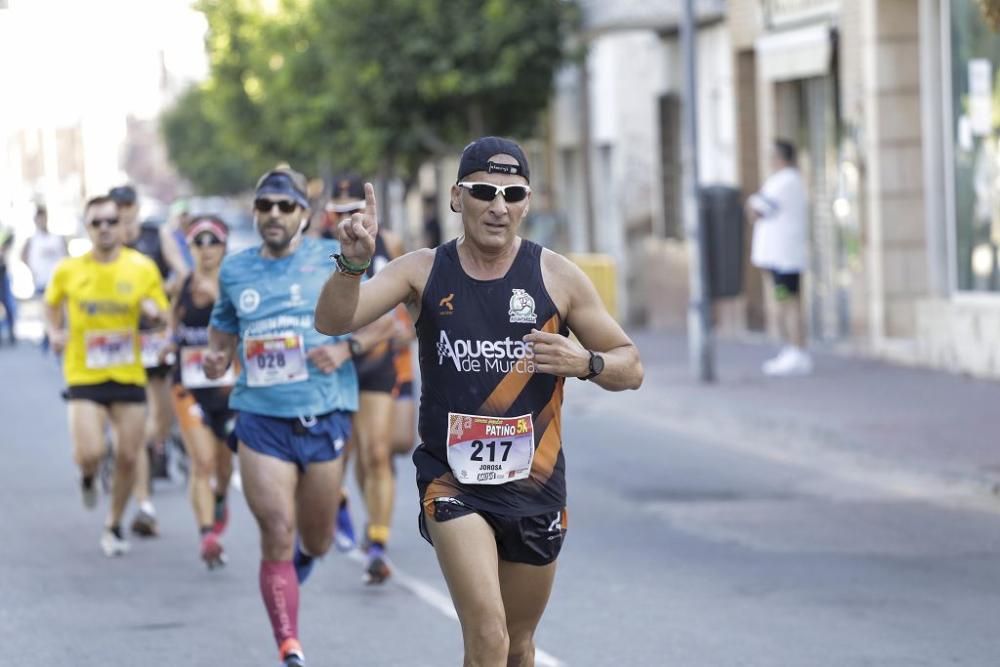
[254,166,310,209]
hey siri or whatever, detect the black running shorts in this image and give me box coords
[145,365,172,380]
[64,382,147,407]
[770,270,801,299]
[355,351,397,394]
[419,498,568,566]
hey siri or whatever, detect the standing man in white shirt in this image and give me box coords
[747,139,811,376]
[22,205,68,352]
[22,206,67,297]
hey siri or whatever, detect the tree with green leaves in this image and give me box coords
[160,84,259,195]
[163,0,578,193]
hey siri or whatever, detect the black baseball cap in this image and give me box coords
[109,185,137,206]
[255,166,310,209]
[456,136,530,184]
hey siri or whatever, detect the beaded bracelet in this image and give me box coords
[330,253,371,276]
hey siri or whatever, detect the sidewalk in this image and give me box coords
[624,329,1000,510]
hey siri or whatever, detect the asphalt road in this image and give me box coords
[2,341,1000,666]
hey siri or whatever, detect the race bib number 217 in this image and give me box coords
[446,413,534,486]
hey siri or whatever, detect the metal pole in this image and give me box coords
[681,0,715,382]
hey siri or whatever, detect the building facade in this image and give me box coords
[546,0,737,324]
[731,0,1000,378]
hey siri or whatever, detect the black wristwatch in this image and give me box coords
[579,350,605,381]
[348,339,364,356]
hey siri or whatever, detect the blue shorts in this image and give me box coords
[232,410,351,471]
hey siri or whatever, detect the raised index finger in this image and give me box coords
[364,182,378,234]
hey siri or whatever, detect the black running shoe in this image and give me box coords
[364,544,391,585]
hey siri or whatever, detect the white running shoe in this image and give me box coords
[100,528,131,557]
[764,347,813,377]
[761,346,795,375]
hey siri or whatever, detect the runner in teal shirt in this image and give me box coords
[210,233,357,418]
[203,167,361,667]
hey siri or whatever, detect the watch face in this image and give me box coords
[590,353,605,375]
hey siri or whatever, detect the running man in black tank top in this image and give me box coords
[315,137,643,666]
[324,174,406,583]
[110,184,168,538]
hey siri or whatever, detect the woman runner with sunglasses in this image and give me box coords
[315,136,644,666]
[160,216,236,568]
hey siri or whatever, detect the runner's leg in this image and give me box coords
[67,400,109,480]
[145,375,174,444]
[426,512,508,667]
[295,456,344,558]
[129,377,167,534]
[107,403,147,528]
[238,441,298,559]
[498,560,558,667]
[214,437,233,499]
[238,441,302,656]
[390,393,416,456]
[178,410,217,530]
[357,391,395,549]
[144,374,173,480]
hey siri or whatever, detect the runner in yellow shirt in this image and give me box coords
[44,194,169,557]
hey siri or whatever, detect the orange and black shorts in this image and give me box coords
[171,384,234,442]
[419,497,568,566]
[392,346,415,399]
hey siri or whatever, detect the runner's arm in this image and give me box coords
[206,263,239,372]
[315,250,428,335]
[43,301,64,335]
[207,326,238,363]
[140,264,170,326]
[42,261,66,336]
[160,223,190,283]
[351,310,400,352]
[528,253,642,391]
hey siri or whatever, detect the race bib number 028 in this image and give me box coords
[244,332,308,387]
[446,413,534,485]
[84,330,136,370]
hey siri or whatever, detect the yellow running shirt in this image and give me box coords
[45,248,168,387]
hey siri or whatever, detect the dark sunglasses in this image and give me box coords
[192,233,224,247]
[89,217,120,229]
[254,198,299,214]
[457,182,531,203]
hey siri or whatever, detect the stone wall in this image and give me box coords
[916,300,1000,378]
[858,0,928,341]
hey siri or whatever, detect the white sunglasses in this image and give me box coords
[457,182,531,203]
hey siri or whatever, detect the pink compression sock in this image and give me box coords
[259,560,300,648]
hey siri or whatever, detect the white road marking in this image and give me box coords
[231,469,565,666]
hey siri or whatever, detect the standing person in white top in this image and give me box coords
[22,206,67,295]
[21,205,67,351]
[746,139,811,376]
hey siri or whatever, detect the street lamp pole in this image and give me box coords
[681,0,715,382]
